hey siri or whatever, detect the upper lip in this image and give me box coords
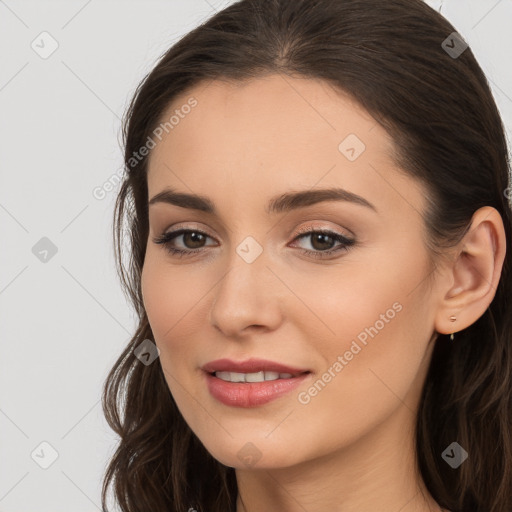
[202,358,311,376]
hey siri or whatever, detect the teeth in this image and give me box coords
[246,371,266,383]
[214,371,295,383]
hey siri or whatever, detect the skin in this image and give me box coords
[141,73,506,512]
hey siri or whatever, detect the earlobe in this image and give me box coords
[434,206,506,337]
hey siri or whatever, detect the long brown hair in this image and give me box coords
[101,1,512,510]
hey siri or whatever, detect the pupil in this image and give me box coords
[185,232,205,248]
[312,233,333,251]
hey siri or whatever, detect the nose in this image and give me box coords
[208,249,283,338]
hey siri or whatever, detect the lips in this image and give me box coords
[202,357,310,376]
[202,358,312,407]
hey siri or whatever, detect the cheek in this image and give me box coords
[140,255,203,408]
[276,256,409,355]
[141,251,206,344]
[292,247,433,440]
[309,238,431,353]
[140,251,219,407]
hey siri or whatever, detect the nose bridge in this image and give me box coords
[216,233,269,305]
[209,233,281,334]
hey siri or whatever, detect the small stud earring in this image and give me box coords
[449,315,456,341]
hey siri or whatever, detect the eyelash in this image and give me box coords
[152,226,356,260]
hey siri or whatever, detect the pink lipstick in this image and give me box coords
[202,358,311,407]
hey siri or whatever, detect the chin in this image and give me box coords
[198,434,304,470]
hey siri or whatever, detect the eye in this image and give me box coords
[152,228,217,257]
[152,226,356,260]
[289,228,356,259]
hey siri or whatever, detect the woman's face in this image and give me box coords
[141,74,441,468]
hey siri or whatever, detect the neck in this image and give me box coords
[235,402,443,512]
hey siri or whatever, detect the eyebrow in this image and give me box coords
[148,187,377,214]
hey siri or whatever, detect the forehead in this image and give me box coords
[146,74,425,221]
[150,74,383,163]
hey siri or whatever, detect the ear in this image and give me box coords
[434,206,507,336]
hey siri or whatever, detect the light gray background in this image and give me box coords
[1,1,511,511]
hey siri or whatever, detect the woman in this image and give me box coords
[101,1,512,511]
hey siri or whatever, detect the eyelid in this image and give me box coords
[160,222,352,242]
[160,222,216,238]
[291,222,354,239]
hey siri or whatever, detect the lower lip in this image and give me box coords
[204,371,311,407]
